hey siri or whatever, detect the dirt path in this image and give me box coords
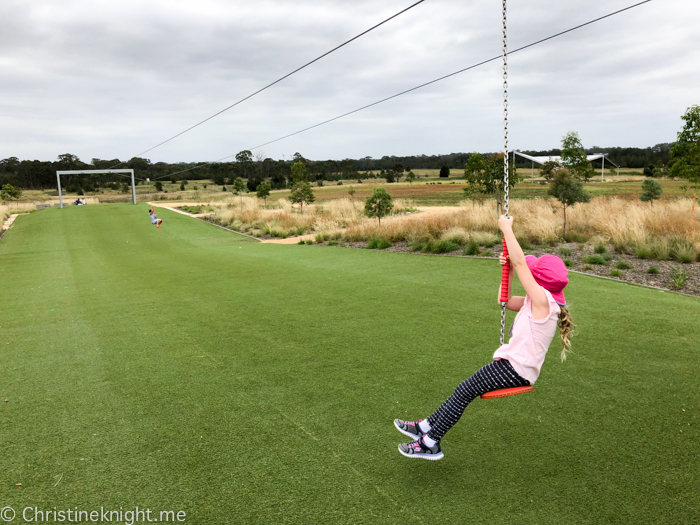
[148,202,208,218]
[2,213,27,231]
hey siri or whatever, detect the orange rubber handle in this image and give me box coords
[499,236,510,303]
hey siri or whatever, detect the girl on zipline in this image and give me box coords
[394,215,574,460]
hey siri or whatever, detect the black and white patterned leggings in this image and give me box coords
[426,359,529,442]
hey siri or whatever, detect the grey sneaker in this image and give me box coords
[394,419,426,440]
[398,436,444,461]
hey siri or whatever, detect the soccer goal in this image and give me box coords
[55,169,136,208]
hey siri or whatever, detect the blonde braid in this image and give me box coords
[558,305,575,362]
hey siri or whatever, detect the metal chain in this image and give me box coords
[500,0,508,346]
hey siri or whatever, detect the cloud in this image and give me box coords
[0,0,697,162]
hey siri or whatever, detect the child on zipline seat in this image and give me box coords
[394,215,575,460]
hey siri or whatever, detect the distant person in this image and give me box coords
[80,198,86,205]
[149,207,163,227]
[74,198,81,205]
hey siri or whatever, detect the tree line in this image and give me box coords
[0,122,694,192]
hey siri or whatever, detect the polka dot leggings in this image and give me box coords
[426,359,529,442]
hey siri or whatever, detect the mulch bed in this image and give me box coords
[313,240,700,298]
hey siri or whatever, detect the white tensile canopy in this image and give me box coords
[514,151,620,181]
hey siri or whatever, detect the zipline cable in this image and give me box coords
[111,0,427,168]
[152,0,652,181]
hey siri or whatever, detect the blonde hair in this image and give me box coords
[558,305,575,362]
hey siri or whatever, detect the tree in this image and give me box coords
[290,161,308,185]
[348,187,356,200]
[256,181,271,206]
[561,131,594,182]
[406,171,416,184]
[670,105,700,189]
[364,187,393,224]
[643,164,656,178]
[232,176,247,206]
[385,170,395,183]
[640,178,662,204]
[235,150,253,179]
[548,170,590,239]
[154,181,163,192]
[289,182,315,213]
[392,163,404,183]
[539,159,562,181]
[463,152,516,212]
[439,165,450,178]
[0,184,21,201]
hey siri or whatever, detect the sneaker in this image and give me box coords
[394,419,425,440]
[398,436,444,461]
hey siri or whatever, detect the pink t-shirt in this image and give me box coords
[493,289,561,384]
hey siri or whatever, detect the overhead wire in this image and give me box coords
[111,0,427,168]
[153,0,652,181]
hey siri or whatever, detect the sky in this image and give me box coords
[1,0,698,164]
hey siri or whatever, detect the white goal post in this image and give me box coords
[55,169,136,208]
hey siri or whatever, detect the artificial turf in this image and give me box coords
[1,204,698,524]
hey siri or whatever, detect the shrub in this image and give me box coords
[603,253,613,262]
[670,239,696,263]
[635,244,651,259]
[673,246,695,264]
[305,239,313,245]
[517,237,533,250]
[615,261,631,270]
[428,239,459,254]
[366,237,391,250]
[563,259,573,267]
[594,243,607,254]
[297,239,306,245]
[649,238,670,260]
[583,264,593,271]
[669,267,688,289]
[328,240,339,246]
[337,181,343,185]
[559,247,572,256]
[483,250,494,256]
[464,239,480,255]
[583,255,607,265]
[647,266,659,274]
[609,270,622,277]
[565,231,589,243]
[613,240,628,253]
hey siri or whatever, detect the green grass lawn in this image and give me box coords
[1,204,698,524]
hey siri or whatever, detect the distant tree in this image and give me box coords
[640,178,663,204]
[561,131,594,182]
[539,159,562,181]
[290,161,308,185]
[0,184,21,201]
[181,179,188,186]
[385,170,395,183]
[670,105,700,189]
[170,176,177,184]
[179,182,185,191]
[406,171,416,184]
[289,182,315,213]
[232,176,247,206]
[392,163,404,183]
[439,165,450,178]
[364,187,393,224]
[548,170,590,239]
[235,150,253,178]
[348,187,356,200]
[643,164,656,178]
[464,153,487,207]
[154,181,163,192]
[256,181,271,206]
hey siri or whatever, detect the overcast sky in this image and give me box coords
[1,0,698,164]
